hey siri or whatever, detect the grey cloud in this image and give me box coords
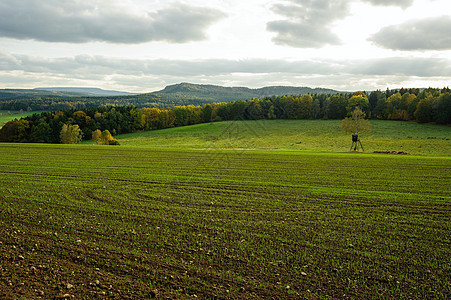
[267,0,349,48]
[0,0,225,43]
[369,16,451,50]
[148,5,225,43]
[266,0,420,48]
[0,53,338,77]
[347,57,451,77]
[1,51,450,92]
[2,50,450,79]
[362,0,413,8]
[267,20,341,48]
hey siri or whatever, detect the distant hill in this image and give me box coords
[125,82,344,107]
[0,87,133,102]
[35,87,135,96]
[0,88,89,101]
[0,83,345,110]
[150,82,341,103]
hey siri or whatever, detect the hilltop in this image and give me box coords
[120,82,343,107]
[151,82,342,102]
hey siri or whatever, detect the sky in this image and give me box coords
[0,0,450,93]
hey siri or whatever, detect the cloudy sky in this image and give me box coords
[1,0,450,93]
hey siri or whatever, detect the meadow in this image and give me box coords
[1,120,450,299]
[0,110,39,128]
[115,119,451,156]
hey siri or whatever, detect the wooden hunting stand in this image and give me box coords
[350,134,364,151]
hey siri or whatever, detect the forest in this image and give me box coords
[0,88,449,144]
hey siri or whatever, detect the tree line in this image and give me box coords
[0,88,449,144]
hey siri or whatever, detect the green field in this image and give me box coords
[1,120,450,299]
[0,110,40,128]
[114,120,451,156]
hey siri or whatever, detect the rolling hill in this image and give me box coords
[151,82,342,102]
[0,88,91,100]
[35,87,135,96]
[106,82,344,108]
[0,83,344,109]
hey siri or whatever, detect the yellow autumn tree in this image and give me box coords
[340,107,371,135]
[60,124,83,144]
[100,130,114,144]
[92,129,102,144]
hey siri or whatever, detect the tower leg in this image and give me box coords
[350,140,364,151]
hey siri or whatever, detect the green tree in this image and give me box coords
[215,103,232,121]
[246,99,263,120]
[267,105,276,119]
[434,93,451,124]
[373,95,388,119]
[202,104,214,122]
[30,122,52,143]
[326,95,347,119]
[311,99,321,119]
[284,96,301,119]
[368,90,385,114]
[0,119,31,142]
[230,101,247,120]
[414,97,432,123]
[73,110,90,127]
[407,97,421,120]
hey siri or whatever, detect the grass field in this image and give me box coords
[1,120,450,299]
[0,110,41,128]
[114,120,451,156]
